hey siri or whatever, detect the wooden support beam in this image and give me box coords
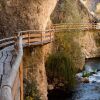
[28,33,30,46]
[41,32,43,43]
[50,32,52,42]
[19,60,23,100]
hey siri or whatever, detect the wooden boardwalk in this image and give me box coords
[0,23,100,100]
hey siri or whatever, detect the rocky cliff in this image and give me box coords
[51,0,100,70]
[79,0,100,58]
[0,0,58,100]
[0,0,57,36]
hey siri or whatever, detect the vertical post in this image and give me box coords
[25,67,28,79]
[50,32,52,42]
[41,32,43,44]
[28,33,30,46]
[19,60,23,100]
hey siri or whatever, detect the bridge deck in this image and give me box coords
[0,45,17,98]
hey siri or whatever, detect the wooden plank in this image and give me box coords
[1,45,14,52]
[29,33,41,38]
[12,71,19,100]
[0,89,2,98]
[10,49,17,67]
[0,63,4,75]
[2,51,7,56]
[6,51,13,56]
[0,41,15,48]
[15,87,20,100]
[0,52,7,63]
[1,36,23,100]
[23,38,41,44]
[19,61,23,100]
[1,85,13,100]
[0,52,3,60]
[28,33,30,45]
[4,62,11,75]
[0,37,15,43]
[29,38,41,43]
[5,55,12,62]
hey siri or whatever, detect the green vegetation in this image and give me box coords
[82,71,91,77]
[46,51,77,88]
[24,80,41,100]
[46,0,86,89]
[46,30,84,88]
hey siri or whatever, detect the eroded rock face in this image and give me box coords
[82,0,100,11]
[0,0,57,36]
[79,32,98,58]
[0,0,57,100]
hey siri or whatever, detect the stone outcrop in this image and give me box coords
[79,0,100,58]
[79,31,100,58]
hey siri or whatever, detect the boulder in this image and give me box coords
[81,77,89,83]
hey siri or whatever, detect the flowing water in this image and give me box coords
[48,58,100,100]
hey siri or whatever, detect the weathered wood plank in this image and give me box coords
[0,37,15,43]
[1,36,23,100]
[0,63,4,75]
[22,33,41,38]
[4,62,11,75]
[23,38,41,43]
[0,52,3,60]
[0,41,15,48]
[19,61,23,100]
[0,52,7,63]
[12,71,19,100]
[29,33,41,38]
[5,55,12,62]
[1,86,13,100]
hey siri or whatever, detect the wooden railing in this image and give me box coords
[19,30,54,46]
[0,23,100,100]
[53,23,100,31]
[0,30,54,100]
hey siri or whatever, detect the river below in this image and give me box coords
[48,58,100,100]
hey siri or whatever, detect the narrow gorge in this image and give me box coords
[0,0,100,100]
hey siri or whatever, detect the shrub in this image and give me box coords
[46,51,77,88]
[24,79,41,100]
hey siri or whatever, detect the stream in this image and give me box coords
[48,58,100,100]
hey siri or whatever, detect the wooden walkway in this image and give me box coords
[0,23,100,100]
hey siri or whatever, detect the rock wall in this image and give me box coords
[0,0,57,36]
[51,0,100,70]
[78,1,100,58]
[23,43,53,100]
[0,0,57,100]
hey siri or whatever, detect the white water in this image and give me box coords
[76,58,100,83]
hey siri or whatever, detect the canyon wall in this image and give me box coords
[0,0,58,100]
[79,0,100,58]
[0,0,57,36]
[51,0,100,70]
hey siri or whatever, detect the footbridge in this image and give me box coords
[0,23,100,100]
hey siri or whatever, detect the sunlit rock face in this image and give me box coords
[0,0,57,36]
[79,32,100,58]
[81,0,100,20]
